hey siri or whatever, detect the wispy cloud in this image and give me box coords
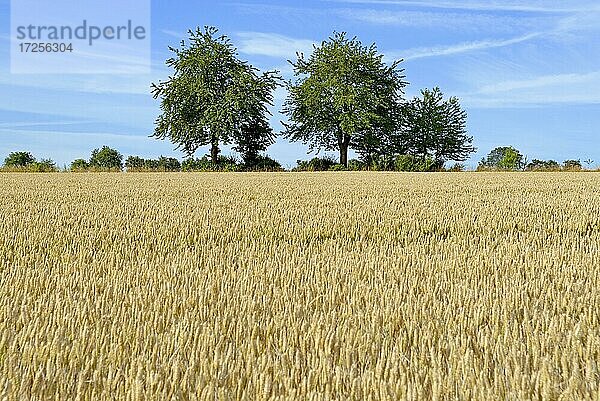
[0,121,86,129]
[0,74,158,95]
[555,10,600,34]
[337,8,552,32]
[236,32,316,59]
[161,29,185,39]
[461,71,600,107]
[328,0,600,13]
[388,32,541,61]
[478,71,600,94]
[0,128,147,139]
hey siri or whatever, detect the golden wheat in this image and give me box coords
[1,172,599,400]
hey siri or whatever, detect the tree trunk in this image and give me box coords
[339,144,348,168]
[338,133,351,167]
[210,136,219,164]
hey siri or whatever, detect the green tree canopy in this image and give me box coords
[125,156,181,171]
[525,159,560,171]
[32,159,58,172]
[479,146,525,171]
[70,159,89,171]
[4,151,35,167]
[233,117,275,167]
[395,88,475,168]
[563,159,582,170]
[152,26,281,164]
[89,146,123,171]
[124,156,145,170]
[283,32,407,167]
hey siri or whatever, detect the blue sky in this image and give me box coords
[1,0,600,169]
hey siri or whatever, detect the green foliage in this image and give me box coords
[498,149,523,171]
[157,156,181,172]
[70,159,89,172]
[394,154,440,172]
[397,88,475,166]
[347,159,366,171]
[283,31,407,167]
[89,146,124,171]
[525,159,561,171]
[563,160,582,171]
[351,128,393,166]
[395,155,420,172]
[329,164,347,171]
[125,156,181,172]
[479,146,525,171]
[124,156,145,170]
[2,152,57,172]
[30,159,58,172]
[292,156,338,172]
[448,163,466,172]
[152,26,281,163]
[370,155,397,171]
[243,155,284,172]
[4,151,35,167]
[181,155,241,172]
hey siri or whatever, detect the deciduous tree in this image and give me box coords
[396,88,475,168]
[283,32,406,167]
[152,26,281,164]
[4,151,35,167]
[89,146,123,171]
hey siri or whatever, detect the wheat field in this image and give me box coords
[1,172,599,400]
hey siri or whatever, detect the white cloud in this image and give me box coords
[0,75,151,95]
[337,8,551,32]
[555,11,600,34]
[460,71,600,107]
[236,32,316,59]
[0,121,86,129]
[478,71,600,94]
[388,32,541,61]
[0,61,171,95]
[161,29,185,39]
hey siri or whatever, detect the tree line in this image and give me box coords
[478,146,589,171]
[1,146,593,172]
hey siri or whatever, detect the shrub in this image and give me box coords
[2,153,58,172]
[293,156,337,172]
[125,156,146,170]
[329,164,347,171]
[563,160,582,171]
[525,159,561,171]
[30,159,58,172]
[347,159,365,171]
[370,155,396,171]
[89,146,123,171]
[244,155,284,172]
[157,156,181,172]
[394,155,440,172]
[448,163,466,172]
[125,156,181,172]
[182,155,241,172]
[4,151,35,168]
[479,146,525,171]
[70,159,89,172]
